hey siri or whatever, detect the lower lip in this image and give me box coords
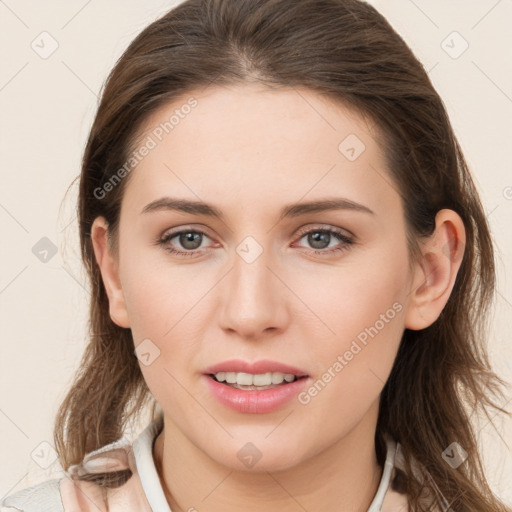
[204,375,309,414]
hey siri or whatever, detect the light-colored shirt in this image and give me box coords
[1,413,437,511]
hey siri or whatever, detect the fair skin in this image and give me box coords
[91,83,465,511]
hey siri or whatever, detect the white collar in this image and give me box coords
[132,412,171,512]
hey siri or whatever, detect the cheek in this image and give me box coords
[295,253,408,354]
[295,307,405,445]
[125,270,200,413]
[292,253,408,417]
[118,247,214,406]
[119,242,205,339]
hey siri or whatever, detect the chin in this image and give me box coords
[203,434,315,474]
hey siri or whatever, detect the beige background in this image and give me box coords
[1,0,511,505]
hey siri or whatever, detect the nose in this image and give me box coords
[218,240,290,341]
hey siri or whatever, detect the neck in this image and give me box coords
[153,402,383,512]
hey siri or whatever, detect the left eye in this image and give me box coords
[293,227,353,256]
[158,227,353,257]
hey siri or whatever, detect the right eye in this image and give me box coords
[158,229,215,257]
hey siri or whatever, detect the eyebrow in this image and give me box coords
[140,196,375,220]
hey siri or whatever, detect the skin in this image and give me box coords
[91,83,466,511]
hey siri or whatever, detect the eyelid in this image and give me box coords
[159,224,214,240]
[159,223,354,242]
[294,223,354,240]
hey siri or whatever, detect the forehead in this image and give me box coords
[122,83,398,219]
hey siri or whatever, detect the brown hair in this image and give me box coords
[55,0,511,509]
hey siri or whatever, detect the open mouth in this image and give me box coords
[208,372,308,391]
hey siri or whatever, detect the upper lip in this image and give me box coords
[203,359,309,377]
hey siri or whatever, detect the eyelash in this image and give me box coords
[157,226,354,258]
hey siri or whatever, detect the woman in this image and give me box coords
[1,0,510,510]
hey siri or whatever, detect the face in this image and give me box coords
[98,83,420,471]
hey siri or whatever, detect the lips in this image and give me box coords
[203,359,309,377]
[202,359,310,413]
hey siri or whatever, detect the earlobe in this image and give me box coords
[90,216,131,328]
[404,209,466,330]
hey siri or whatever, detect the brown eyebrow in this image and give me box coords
[140,196,375,220]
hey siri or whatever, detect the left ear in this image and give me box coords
[404,209,466,330]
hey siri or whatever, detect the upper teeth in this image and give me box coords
[214,372,297,386]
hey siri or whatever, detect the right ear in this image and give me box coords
[90,216,131,328]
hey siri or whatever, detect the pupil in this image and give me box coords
[309,231,329,249]
[181,232,201,249]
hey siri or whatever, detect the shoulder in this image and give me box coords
[0,437,135,512]
[0,478,64,512]
[0,414,164,512]
[382,439,451,512]
[0,415,163,512]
